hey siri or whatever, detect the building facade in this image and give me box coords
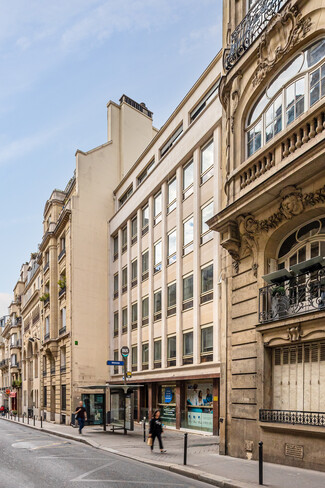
[108,53,223,434]
[209,0,325,470]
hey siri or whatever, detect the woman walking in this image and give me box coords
[149,410,166,453]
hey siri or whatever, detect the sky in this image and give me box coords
[0,0,222,316]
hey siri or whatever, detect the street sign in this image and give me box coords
[121,346,129,357]
[107,360,124,366]
[127,371,132,377]
[5,389,10,395]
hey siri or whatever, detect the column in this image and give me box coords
[193,148,200,365]
[161,182,168,369]
[213,125,221,363]
[176,166,183,366]
[148,196,154,370]
[137,209,142,372]
[127,219,132,372]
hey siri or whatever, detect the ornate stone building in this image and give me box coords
[209,0,325,470]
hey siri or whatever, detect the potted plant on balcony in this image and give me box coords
[58,277,66,293]
[39,293,49,303]
[271,285,289,319]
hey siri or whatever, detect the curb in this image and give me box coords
[0,417,256,488]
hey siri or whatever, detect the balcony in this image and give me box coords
[224,0,287,71]
[58,248,66,261]
[59,326,66,336]
[259,266,325,323]
[0,359,9,369]
[10,339,22,349]
[260,409,325,427]
[58,286,66,299]
[43,262,49,273]
[44,332,50,342]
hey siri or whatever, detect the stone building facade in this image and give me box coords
[209,0,325,471]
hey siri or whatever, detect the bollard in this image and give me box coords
[33,415,35,426]
[18,415,20,422]
[41,416,43,428]
[143,418,146,442]
[259,441,263,485]
[22,413,24,423]
[27,414,29,425]
[183,433,188,466]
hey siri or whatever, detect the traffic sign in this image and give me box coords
[127,371,132,377]
[5,389,10,395]
[107,360,124,366]
[121,346,129,357]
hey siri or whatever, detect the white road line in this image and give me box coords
[72,481,185,485]
[70,461,120,481]
[38,456,109,459]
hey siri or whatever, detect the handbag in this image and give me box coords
[147,436,153,447]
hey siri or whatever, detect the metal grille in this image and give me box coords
[260,409,325,426]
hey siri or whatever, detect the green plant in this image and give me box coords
[12,378,22,388]
[12,410,17,416]
[39,293,50,302]
[272,286,285,297]
[58,278,66,290]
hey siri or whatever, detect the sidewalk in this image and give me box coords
[2,416,325,488]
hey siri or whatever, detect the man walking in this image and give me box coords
[75,400,87,434]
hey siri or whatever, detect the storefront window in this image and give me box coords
[81,393,104,425]
[158,384,176,427]
[183,381,213,432]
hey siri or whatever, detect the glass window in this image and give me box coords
[306,38,325,68]
[114,350,118,374]
[167,336,176,359]
[167,230,176,265]
[247,120,262,157]
[183,331,193,356]
[119,185,133,207]
[201,202,214,244]
[154,241,162,273]
[154,340,161,361]
[137,159,155,185]
[154,290,162,314]
[201,264,213,294]
[142,250,149,276]
[132,346,137,366]
[142,205,149,229]
[161,125,183,158]
[122,307,127,333]
[310,63,325,106]
[286,78,305,126]
[201,326,213,353]
[122,266,127,285]
[201,140,214,183]
[45,316,50,335]
[114,312,119,337]
[131,216,137,239]
[183,216,194,255]
[154,192,162,224]
[183,160,194,199]
[183,275,193,302]
[61,307,66,330]
[190,80,219,121]
[167,177,177,213]
[113,236,118,259]
[265,95,282,143]
[167,282,176,308]
[131,259,137,281]
[142,297,149,319]
[131,302,138,324]
[142,343,149,364]
[114,273,118,296]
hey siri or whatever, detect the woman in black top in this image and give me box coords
[149,410,166,452]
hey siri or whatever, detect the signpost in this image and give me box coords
[5,389,10,396]
[120,347,129,386]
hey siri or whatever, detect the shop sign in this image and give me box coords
[9,392,16,398]
[162,405,176,420]
[164,387,173,404]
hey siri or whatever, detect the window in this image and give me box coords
[201,263,213,303]
[167,177,177,214]
[61,385,66,410]
[60,235,66,253]
[167,230,176,265]
[201,201,214,244]
[132,345,138,372]
[60,346,66,372]
[60,307,66,333]
[114,350,119,374]
[183,216,194,255]
[122,307,127,334]
[131,216,137,244]
[142,297,149,326]
[131,302,138,330]
[43,386,47,407]
[167,282,176,316]
[183,274,193,310]
[183,160,194,199]
[160,125,183,158]
[122,266,127,294]
[167,336,176,367]
[114,273,118,299]
[190,80,219,122]
[154,340,161,368]
[183,331,193,364]
[131,259,137,287]
[122,226,127,253]
[286,78,305,126]
[310,63,325,106]
[137,159,155,185]
[142,250,149,281]
[142,343,149,370]
[201,325,213,362]
[45,316,50,338]
[154,192,162,225]
[11,354,17,367]
[114,312,119,337]
[119,185,133,207]
[142,205,149,235]
[113,236,118,261]
[154,290,162,321]
[201,140,214,184]
[265,95,282,143]
[154,240,162,273]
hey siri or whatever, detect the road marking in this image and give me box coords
[31,441,70,450]
[70,462,119,481]
[38,456,109,460]
[72,481,185,485]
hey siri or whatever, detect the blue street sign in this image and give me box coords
[107,360,124,366]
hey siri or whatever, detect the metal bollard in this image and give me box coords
[143,418,146,442]
[22,413,24,423]
[259,441,263,485]
[33,415,35,426]
[183,433,188,465]
[18,415,20,422]
[27,414,29,425]
[41,416,43,428]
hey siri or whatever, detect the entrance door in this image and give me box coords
[51,386,55,421]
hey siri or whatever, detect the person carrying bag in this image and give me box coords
[148,409,166,453]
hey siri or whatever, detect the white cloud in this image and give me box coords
[0,293,11,317]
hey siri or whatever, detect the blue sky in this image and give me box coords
[0,0,222,315]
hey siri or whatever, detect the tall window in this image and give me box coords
[190,80,219,122]
[131,216,137,244]
[310,63,325,106]
[43,386,47,407]
[167,282,176,316]
[286,78,304,126]
[122,226,127,253]
[60,346,66,372]
[154,240,162,273]
[183,274,193,310]
[131,302,138,330]
[183,160,194,199]
[113,235,118,260]
[160,125,183,158]
[60,307,66,333]
[114,273,118,299]
[122,307,127,334]
[154,192,162,225]
[132,345,138,372]
[167,336,176,367]
[114,350,118,374]
[131,259,137,287]
[114,312,119,337]
[201,201,214,244]
[122,266,127,293]
[119,185,133,207]
[61,384,67,411]
[137,158,155,185]
[183,331,193,365]
[167,177,177,214]
[142,343,149,370]
[167,230,176,265]
[142,205,149,235]
[201,140,214,183]
[45,316,50,338]
[201,325,213,362]
[142,250,149,281]
[154,290,162,321]
[154,339,162,368]
[201,263,213,304]
[142,297,149,326]
[183,216,194,255]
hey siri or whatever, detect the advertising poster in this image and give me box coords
[186,382,213,431]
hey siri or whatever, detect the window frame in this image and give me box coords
[182,159,194,200]
[154,289,162,321]
[201,262,214,304]
[154,191,162,225]
[131,302,138,330]
[142,249,149,281]
[182,273,194,311]
[201,200,214,245]
[167,229,176,265]
[122,307,128,334]
[167,177,177,214]
[113,311,119,337]
[160,125,183,158]
[167,281,176,317]
[142,342,149,370]
[142,296,149,326]
[200,139,214,184]
[183,215,194,256]
[154,240,162,273]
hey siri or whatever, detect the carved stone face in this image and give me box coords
[280,193,304,219]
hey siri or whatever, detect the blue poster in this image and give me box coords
[165,387,173,403]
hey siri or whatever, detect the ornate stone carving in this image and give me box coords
[279,186,304,219]
[237,215,259,276]
[287,325,301,342]
[231,72,242,133]
[253,3,312,86]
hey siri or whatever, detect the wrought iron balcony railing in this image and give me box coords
[224,0,287,71]
[259,269,325,323]
[260,409,325,427]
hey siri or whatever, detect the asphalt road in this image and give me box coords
[0,420,212,488]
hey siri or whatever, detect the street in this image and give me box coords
[0,421,212,488]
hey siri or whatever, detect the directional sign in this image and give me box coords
[121,346,129,357]
[107,360,124,366]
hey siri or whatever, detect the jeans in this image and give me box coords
[151,432,163,450]
[78,418,85,433]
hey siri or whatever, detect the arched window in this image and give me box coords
[246,38,325,157]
